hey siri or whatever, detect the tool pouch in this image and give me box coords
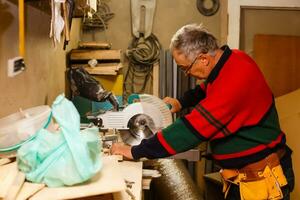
[239,174,268,200]
[239,165,288,200]
[220,169,239,198]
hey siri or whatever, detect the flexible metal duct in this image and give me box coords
[150,159,203,200]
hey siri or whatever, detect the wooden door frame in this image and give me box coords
[227,0,300,49]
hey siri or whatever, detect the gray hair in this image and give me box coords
[170,24,219,61]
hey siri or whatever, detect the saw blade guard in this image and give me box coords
[98,102,165,129]
[98,94,173,145]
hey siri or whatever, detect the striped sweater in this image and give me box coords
[131,45,286,168]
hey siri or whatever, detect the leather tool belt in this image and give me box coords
[220,149,288,200]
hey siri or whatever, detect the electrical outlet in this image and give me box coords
[8,56,26,77]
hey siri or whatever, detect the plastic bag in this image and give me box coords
[17,94,102,187]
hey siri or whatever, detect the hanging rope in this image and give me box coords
[77,0,114,43]
[81,1,114,31]
[124,34,161,99]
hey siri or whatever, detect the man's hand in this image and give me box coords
[111,142,134,160]
[163,97,182,113]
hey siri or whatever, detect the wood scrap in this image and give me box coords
[5,171,26,200]
[70,49,121,61]
[78,42,111,49]
[142,169,160,190]
[0,158,12,166]
[16,182,45,200]
[71,63,122,75]
[142,178,152,190]
[142,169,161,178]
[0,162,19,199]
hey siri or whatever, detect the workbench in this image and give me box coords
[0,155,143,200]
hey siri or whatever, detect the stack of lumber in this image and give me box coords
[0,159,44,200]
[69,45,122,76]
[71,63,123,76]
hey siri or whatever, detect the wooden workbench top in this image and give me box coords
[0,156,143,200]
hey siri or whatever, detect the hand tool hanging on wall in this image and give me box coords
[49,0,74,49]
[131,0,156,39]
[63,0,75,50]
[124,0,161,99]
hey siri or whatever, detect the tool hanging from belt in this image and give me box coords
[220,151,288,200]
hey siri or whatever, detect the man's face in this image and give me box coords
[172,49,213,79]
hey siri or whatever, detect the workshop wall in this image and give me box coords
[0,0,81,118]
[80,0,223,51]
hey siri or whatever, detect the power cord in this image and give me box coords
[124,34,161,99]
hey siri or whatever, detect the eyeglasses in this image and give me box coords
[177,55,199,75]
[184,55,199,75]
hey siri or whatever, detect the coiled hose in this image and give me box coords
[81,1,114,31]
[124,34,161,99]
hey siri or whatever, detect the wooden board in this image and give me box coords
[30,156,126,200]
[0,162,19,199]
[253,34,300,97]
[5,171,26,200]
[70,49,121,61]
[78,42,111,49]
[0,158,12,166]
[16,182,45,200]
[113,161,143,200]
[71,63,123,75]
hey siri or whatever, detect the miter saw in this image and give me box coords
[88,94,173,146]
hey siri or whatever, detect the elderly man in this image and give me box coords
[111,24,294,199]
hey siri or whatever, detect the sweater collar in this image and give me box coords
[206,45,232,84]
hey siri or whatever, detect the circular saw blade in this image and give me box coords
[120,114,156,146]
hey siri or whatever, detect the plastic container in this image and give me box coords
[0,105,51,151]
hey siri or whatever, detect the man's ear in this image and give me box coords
[199,54,209,66]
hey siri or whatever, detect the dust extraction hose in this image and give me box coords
[150,159,203,200]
